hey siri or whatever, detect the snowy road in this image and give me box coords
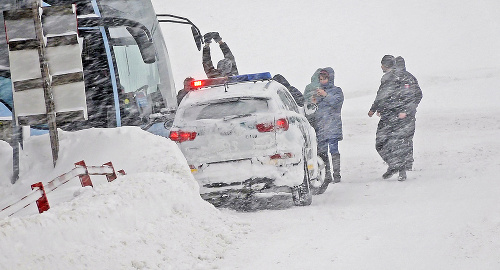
[212,71,500,269]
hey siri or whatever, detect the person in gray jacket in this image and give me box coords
[202,32,238,78]
[312,67,344,191]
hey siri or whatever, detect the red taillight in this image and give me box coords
[180,132,191,141]
[169,131,197,143]
[270,154,281,159]
[270,153,294,159]
[169,131,180,141]
[256,122,274,132]
[256,118,289,133]
[276,118,289,131]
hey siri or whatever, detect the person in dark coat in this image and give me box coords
[394,56,422,171]
[272,74,304,107]
[176,77,194,106]
[312,67,344,189]
[202,32,238,78]
[368,55,415,181]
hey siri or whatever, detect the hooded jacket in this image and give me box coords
[314,67,343,142]
[303,68,322,106]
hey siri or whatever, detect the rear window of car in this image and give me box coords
[181,97,269,121]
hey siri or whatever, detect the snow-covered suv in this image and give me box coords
[170,73,325,207]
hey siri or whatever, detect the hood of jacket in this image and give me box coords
[319,67,335,87]
[395,56,407,72]
[310,68,322,85]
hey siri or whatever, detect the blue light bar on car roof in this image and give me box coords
[189,72,272,90]
[227,72,272,83]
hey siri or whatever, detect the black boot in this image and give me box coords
[319,153,332,184]
[398,170,407,181]
[382,167,398,179]
[331,153,341,183]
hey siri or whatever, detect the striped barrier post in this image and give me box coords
[103,161,117,182]
[31,182,50,214]
[75,160,93,187]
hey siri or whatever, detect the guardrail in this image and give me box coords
[0,160,125,218]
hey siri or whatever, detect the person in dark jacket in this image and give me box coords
[176,77,194,106]
[394,56,422,171]
[272,74,304,107]
[312,67,344,189]
[368,55,415,181]
[202,32,238,78]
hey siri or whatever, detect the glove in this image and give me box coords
[203,32,213,43]
[212,32,222,42]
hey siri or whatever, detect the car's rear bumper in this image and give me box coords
[190,156,304,194]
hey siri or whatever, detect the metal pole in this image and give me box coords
[32,0,59,167]
[11,108,20,184]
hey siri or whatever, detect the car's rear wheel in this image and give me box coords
[310,155,327,195]
[292,155,312,206]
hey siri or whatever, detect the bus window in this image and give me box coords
[115,47,160,98]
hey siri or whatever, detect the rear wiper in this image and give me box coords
[223,113,252,121]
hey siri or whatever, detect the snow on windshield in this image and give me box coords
[182,97,269,120]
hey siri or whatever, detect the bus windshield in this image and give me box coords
[97,0,176,110]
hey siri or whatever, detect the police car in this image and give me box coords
[170,72,326,207]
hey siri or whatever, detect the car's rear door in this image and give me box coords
[175,97,278,164]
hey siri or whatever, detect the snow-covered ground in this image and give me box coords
[1,0,500,269]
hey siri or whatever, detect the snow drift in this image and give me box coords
[0,128,245,269]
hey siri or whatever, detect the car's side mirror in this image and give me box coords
[191,26,203,51]
[126,27,156,64]
[156,14,203,51]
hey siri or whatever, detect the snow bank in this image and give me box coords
[0,140,12,187]
[0,127,245,269]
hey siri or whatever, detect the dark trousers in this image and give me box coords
[318,138,340,156]
[375,115,415,171]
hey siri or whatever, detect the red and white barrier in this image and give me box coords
[0,185,47,217]
[0,160,126,218]
[31,182,50,213]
